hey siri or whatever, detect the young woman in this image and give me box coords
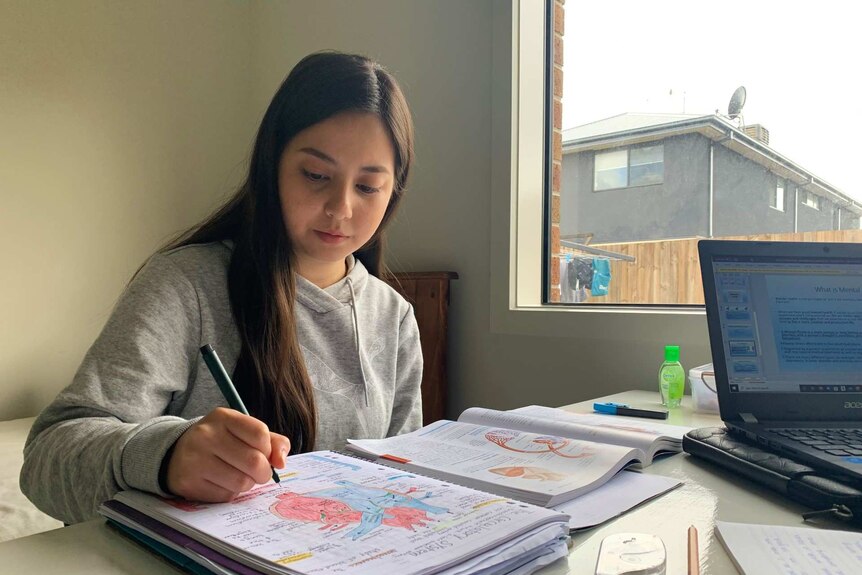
[20,51,422,524]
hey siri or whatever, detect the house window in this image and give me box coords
[802,191,821,210]
[630,146,664,186]
[771,178,785,211]
[594,150,627,190]
[594,146,664,191]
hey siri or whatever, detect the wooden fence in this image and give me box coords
[562,230,862,305]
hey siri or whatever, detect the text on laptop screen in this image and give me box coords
[712,255,862,394]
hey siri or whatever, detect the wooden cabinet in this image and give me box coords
[386,272,457,424]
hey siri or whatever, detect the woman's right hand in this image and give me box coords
[164,407,291,502]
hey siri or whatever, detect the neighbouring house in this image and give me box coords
[560,113,862,245]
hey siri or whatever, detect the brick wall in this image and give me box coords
[549,0,564,302]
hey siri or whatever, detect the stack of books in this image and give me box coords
[100,451,570,575]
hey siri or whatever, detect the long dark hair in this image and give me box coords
[163,51,414,452]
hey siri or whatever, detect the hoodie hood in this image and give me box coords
[294,255,368,314]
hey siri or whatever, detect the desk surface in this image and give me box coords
[1,391,857,574]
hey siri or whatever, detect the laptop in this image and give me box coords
[698,240,862,481]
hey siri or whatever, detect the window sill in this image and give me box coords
[490,302,706,342]
[593,182,664,193]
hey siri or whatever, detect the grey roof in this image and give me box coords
[562,112,710,142]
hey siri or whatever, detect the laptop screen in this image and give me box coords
[710,253,862,395]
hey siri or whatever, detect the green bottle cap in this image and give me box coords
[664,345,680,362]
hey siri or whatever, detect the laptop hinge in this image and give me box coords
[739,413,758,424]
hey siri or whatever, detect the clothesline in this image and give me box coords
[560,239,636,262]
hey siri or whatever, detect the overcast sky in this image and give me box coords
[563,0,861,199]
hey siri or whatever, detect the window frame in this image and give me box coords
[488,0,705,343]
[628,144,664,187]
[593,145,665,192]
[594,149,629,191]
[802,190,821,210]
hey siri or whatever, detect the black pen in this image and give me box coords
[200,344,280,484]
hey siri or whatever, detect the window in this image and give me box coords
[594,146,664,191]
[802,191,821,210]
[546,0,862,306]
[771,178,785,211]
[491,0,710,348]
[629,146,664,187]
[594,150,627,190]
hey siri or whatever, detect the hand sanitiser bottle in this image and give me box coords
[659,345,684,408]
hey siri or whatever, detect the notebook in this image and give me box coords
[715,520,862,575]
[698,240,862,481]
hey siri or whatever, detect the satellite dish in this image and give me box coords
[727,86,747,120]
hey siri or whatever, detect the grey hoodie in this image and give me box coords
[20,241,423,524]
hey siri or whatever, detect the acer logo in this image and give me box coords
[844,402,862,409]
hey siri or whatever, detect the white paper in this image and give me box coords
[716,521,862,575]
[552,471,681,531]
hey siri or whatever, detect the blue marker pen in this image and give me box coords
[594,402,669,420]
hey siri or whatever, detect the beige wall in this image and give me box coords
[1,0,712,422]
[0,1,254,419]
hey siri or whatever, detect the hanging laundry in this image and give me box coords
[560,256,575,303]
[567,256,579,290]
[570,257,590,302]
[575,258,593,290]
[591,257,611,296]
[560,256,590,302]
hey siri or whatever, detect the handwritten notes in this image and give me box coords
[716,521,862,575]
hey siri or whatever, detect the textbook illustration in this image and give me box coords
[489,466,568,482]
[484,429,595,458]
[347,405,689,507]
[100,451,570,575]
[268,481,448,540]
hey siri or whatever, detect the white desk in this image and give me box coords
[547,391,857,574]
[1,391,857,574]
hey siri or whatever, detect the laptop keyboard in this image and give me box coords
[772,428,862,456]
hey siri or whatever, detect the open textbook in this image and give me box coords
[99,451,569,575]
[346,405,689,508]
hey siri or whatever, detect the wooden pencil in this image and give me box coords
[687,525,700,575]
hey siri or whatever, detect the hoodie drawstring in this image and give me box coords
[346,277,369,407]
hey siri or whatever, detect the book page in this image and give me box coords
[347,420,641,505]
[114,452,568,575]
[518,407,690,440]
[716,521,862,575]
[458,406,688,460]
